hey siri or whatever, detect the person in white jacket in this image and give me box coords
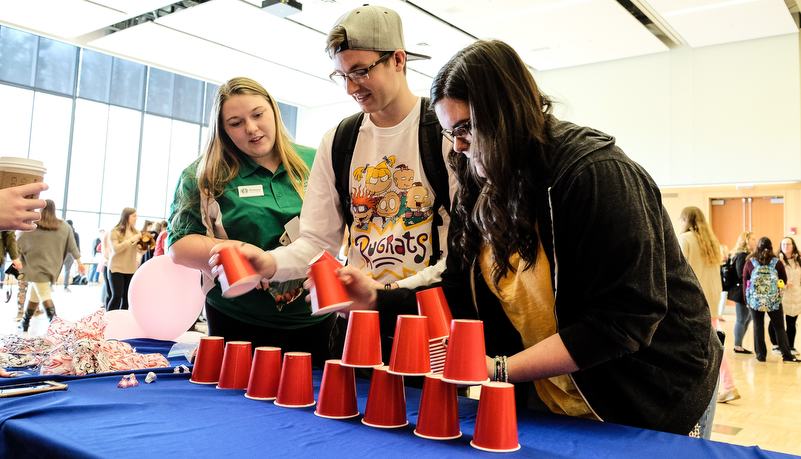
[775,237,801,354]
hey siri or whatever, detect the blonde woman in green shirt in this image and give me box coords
[168,77,334,368]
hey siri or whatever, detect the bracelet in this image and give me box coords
[493,356,501,382]
[501,355,509,383]
[384,283,392,290]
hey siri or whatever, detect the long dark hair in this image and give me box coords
[431,39,553,287]
[747,237,776,265]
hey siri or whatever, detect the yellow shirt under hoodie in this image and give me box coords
[479,235,596,419]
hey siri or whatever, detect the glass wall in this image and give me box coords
[0,25,299,257]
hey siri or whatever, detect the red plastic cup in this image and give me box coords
[309,258,353,317]
[416,287,453,341]
[442,320,489,385]
[308,250,342,268]
[314,360,359,419]
[429,339,447,375]
[245,346,282,401]
[414,373,462,440]
[340,310,383,368]
[216,341,252,390]
[388,315,431,376]
[274,352,316,408]
[471,382,521,452]
[189,336,225,385]
[362,366,408,428]
[217,246,262,298]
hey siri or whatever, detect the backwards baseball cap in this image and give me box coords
[328,5,431,61]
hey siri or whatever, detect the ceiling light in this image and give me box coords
[261,0,302,18]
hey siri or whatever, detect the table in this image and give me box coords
[0,339,795,459]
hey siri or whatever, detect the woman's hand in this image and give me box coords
[209,241,275,281]
[303,265,379,312]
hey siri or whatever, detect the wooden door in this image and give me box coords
[751,197,784,248]
[710,196,784,252]
[710,198,747,252]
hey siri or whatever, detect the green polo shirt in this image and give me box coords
[167,144,326,328]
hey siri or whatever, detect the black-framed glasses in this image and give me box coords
[442,120,472,143]
[329,53,392,88]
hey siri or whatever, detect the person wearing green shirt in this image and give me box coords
[168,77,335,368]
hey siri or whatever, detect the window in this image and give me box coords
[35,37,78,96]
[100,106,142,214]
[68,99,110,212]
[0,27,38,87]
[110,57,146,110]
[146,68,174,118]
[0,85,34,157]
[28,92,73,207]
[78,49,113,103]
[172,74,204,124]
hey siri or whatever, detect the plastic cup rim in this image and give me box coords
[361,419,409,429]
[311,300,352,316]
[313,410,360,420]
[215,384,247,390]
[470,441,521,453]
[440,377,490,386]
[339,361,383,368]
[189,379,218,385]
[274,400,316,408]
[244,394,276,401]
[413,430,462,441]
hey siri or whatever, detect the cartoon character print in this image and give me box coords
[403,182,433,225]
[351,187,379,230]
[376,191,401,225]
[392,164,415,198]
[353,156,395,198]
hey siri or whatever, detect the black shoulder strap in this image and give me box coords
[331,111,364,228]
[418,97,450,265]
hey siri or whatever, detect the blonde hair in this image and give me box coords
[730,231,754,255]
[679,206,721,266]
[198,77,308,200]
[172,78,309,232]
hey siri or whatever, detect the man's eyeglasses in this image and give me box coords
[329,53,392,88]
[442,120,472,143]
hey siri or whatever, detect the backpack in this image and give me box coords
[331,97,450,265]
[720,254,737,291]
[745,258,781,312]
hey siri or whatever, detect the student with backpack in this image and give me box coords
[743,237,800,363]
[240,5,456,292]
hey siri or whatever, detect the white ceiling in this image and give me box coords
[0,0,796,108]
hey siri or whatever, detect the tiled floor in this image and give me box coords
[1,281,799,455]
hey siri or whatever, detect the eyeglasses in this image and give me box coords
[442,120,472,143]
[329,53,392,88]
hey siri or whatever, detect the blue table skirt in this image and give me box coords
[0,339,794,459]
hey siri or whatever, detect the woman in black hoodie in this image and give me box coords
[329,39,722,438]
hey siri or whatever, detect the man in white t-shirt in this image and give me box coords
[244,5,456,291]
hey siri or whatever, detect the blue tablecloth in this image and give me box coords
[0,339,795,459]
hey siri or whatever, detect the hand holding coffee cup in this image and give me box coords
[0,182,48,232]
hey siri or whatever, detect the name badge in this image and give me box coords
[238,185,264,197]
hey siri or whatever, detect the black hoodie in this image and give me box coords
[376,118,722,435]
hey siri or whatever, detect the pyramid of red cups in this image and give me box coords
[188,286,521,453]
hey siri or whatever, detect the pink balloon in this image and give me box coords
[104,310,145,340]
[128,255,205,341]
